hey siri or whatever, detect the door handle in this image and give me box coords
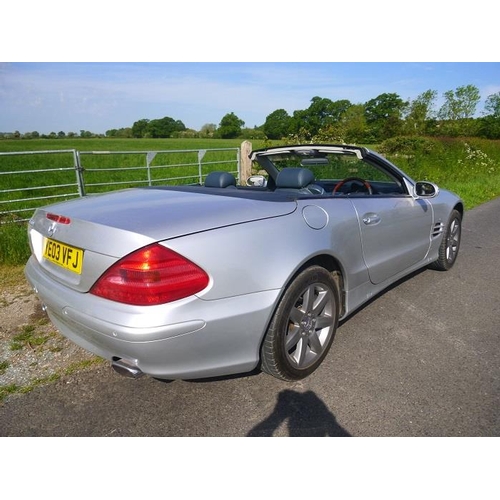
[362,213,381,225]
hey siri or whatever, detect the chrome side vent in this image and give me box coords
[432,221,444,238]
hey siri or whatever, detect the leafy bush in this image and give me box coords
[378,136,444,156]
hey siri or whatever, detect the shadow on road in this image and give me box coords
[247,389,351,437]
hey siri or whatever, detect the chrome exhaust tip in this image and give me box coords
[111,357,144,379]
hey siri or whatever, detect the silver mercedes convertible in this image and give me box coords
[24,144,463,381]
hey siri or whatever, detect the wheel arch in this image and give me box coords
[285,253,347,318]
[454,201,464,218]
[261,253,346,358]
[257,252,347,369]
[259,256,344,380]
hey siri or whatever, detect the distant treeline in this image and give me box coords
[3,84,500,142]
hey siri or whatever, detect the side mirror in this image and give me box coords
[246,175,267,188]
[414,181,439,198]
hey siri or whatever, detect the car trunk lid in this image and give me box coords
[28,187,297,292]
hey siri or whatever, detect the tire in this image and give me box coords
[261,266,340,381]
[430,209,462,271]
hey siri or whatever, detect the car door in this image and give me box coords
[349,196,432,285]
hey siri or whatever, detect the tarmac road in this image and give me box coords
[1,197,499,437]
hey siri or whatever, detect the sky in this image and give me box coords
[1,62,499,135]
[1,1,498,135]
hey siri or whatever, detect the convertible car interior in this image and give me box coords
[200,147,407,198]
[204,171,238,188]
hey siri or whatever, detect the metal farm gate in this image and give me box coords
[0,147,241,224]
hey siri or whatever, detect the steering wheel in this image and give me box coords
[333,177,373,195]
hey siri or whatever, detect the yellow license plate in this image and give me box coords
[43,238,84,274]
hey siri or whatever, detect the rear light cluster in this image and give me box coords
[46,213,71,224]
[90,244,209,306]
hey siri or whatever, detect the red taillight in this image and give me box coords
[46,213,71,224]
[90,244,209,306]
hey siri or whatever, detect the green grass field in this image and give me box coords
[1,138,261,223]
[1,136,500,265]
[0,137,255,153]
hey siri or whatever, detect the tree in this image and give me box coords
[484,92,500,118]
[478,92,500,139]
[106,127,133,138]
[173,129,198,139]
[364,93,407,140]
[438,85,480,120]
[200,123,217,137]
[365,93,407,122]
[240,127,266,140]
[263,109,291,139]
[340,104,367,143]
[313,104,367,143]
[289,97,353,138]
[217,112,244,139]
[132,119,150,138]
[289,109,310,140]
[329,99,353,122]
[405,90,437,134]
[58,131,66,138]
[437,85,481,136]
[145,116,186,138]
[302,97,335,136]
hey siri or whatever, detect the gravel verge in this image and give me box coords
[0,270,100,399]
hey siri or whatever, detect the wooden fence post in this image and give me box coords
[240,140,252,185]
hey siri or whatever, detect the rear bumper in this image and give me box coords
[25,256,280,379]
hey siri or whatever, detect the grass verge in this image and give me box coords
[0,265,26,290]
[0,225,30,266]
[0,358,104,403]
